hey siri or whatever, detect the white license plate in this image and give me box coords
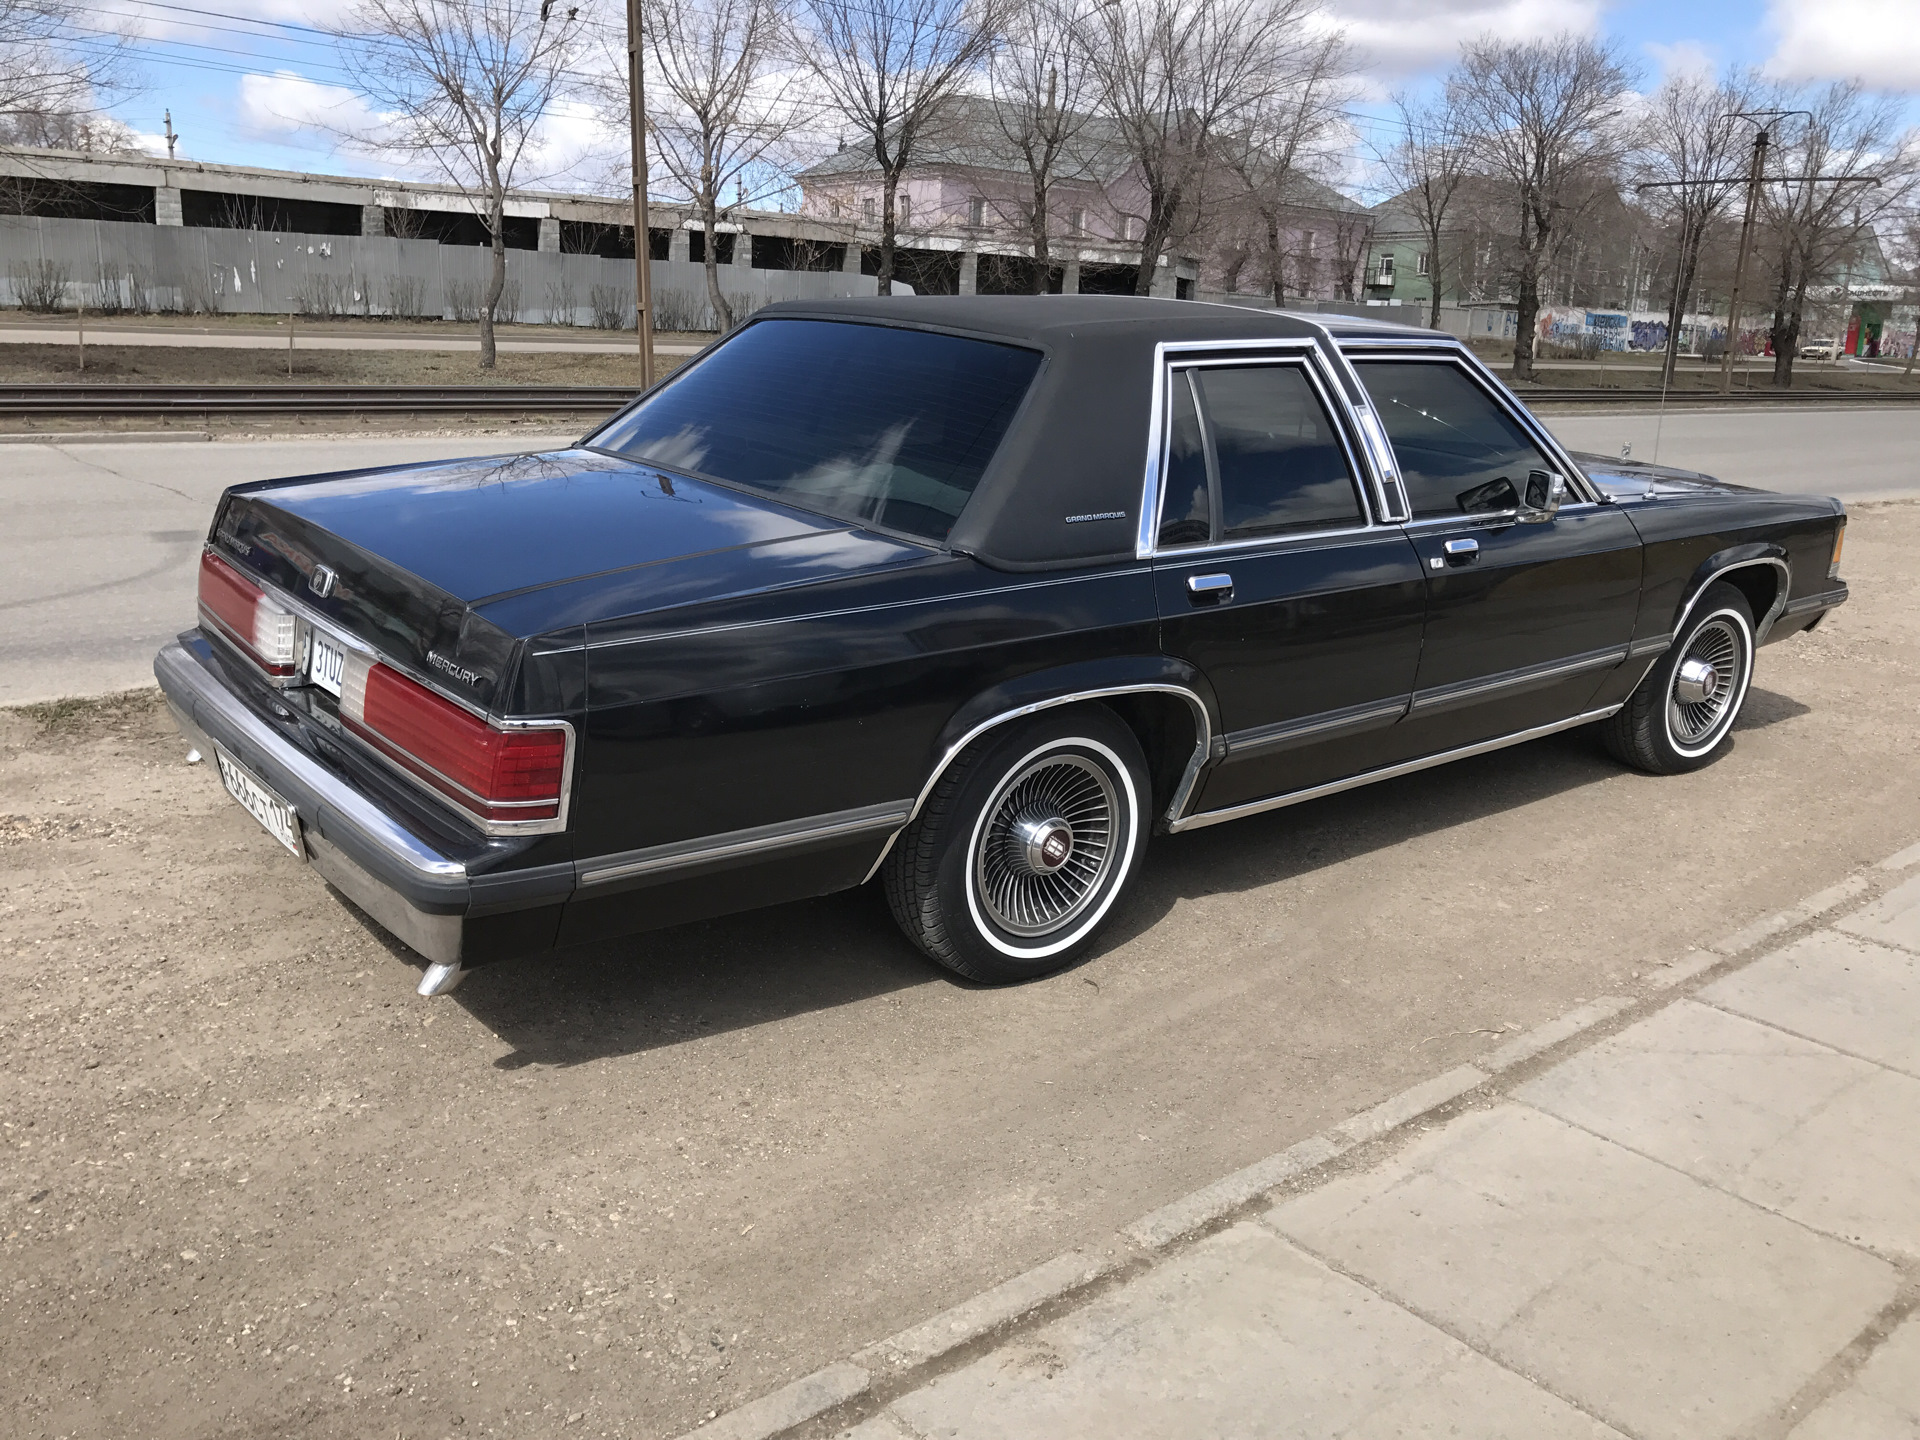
[214,748,304,858]
[305,625,348,697]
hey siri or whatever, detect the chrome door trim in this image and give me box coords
[1338,345,1601,506]
[1221,696,1411,761]
[578,800,915,889]
[1628,632,1675,658]
[862,682,1215,883]
[1135,336,1363,560]
[1409,645,1629,715]
[1169,705,1624,834]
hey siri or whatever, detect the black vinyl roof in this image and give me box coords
[747,296,1445,570]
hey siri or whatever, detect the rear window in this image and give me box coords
[588,318,1043,542]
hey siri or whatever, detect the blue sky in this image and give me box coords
[86,0,1920,192]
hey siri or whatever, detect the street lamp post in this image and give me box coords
[627,0,656,388]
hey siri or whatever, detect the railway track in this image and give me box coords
[0,381,1912,419]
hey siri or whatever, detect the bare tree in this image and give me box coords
[592,0,798,330]
[1447,35,1635,381]
[0,1,135,136]
[1633,69,1757,384]
[1376,91,1471,329]
[792,0,1006,295]
[1759,84,1917,387]
[1081,0,1318,297]
[985,0,1097,293]
[1222,28,1353,307]
[333,0,584,369]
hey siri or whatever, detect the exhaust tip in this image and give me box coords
[417,961,465,997]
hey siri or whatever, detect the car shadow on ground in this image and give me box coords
[439,714,1767,1069]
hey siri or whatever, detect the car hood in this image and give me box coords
[1568,451,1760,500]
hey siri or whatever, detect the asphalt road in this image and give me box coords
[0,434,573,705]
[1544,405,1920,501]
[0,405,1912,708]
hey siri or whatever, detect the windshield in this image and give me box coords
[588,318,1043,543]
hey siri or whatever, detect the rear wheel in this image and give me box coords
[1603,581,1756,774]
[883,707,1148,983]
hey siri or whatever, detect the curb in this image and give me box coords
[676,850,1917,1440]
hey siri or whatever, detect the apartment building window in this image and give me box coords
[1375,255,1395,286]
[1417,251,1430,276]
[862,197,876,223]
[1069,207,1086,236]
[899,194,912,226]
[969,195,985,227]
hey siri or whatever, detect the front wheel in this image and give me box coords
[1603,580,1756,774]
[883,707,1149,983]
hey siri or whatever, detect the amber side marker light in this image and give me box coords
[1829,522,1846,580]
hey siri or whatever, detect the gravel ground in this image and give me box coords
[2,502,1916,1440]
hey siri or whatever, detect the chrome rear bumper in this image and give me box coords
[157,634,471,965]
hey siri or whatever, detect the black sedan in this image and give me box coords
[155,297,1849,994]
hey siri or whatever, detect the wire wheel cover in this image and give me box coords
[1667,616,1746,748]
[974,754,1118,938]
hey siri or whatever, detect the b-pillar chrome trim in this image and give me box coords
[861,683,1215,884]
[1167,705,1624,834]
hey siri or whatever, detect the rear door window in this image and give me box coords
[588,318,1042,543]
[1350,359,1555,518]
[1156,361,1363,547]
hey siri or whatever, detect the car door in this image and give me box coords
[1347,353,1642,756]
[1150,347,1428,814]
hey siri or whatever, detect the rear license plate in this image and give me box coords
[214,747,304,858]
[305,625,348,697]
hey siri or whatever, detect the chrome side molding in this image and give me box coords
[1169,705,1624,834]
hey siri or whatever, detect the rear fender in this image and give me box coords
[862,657,1218,882]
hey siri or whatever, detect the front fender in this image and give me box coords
[1675,544,1790,640]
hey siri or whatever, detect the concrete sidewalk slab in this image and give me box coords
[1701,931,1920,1079]
[1266,1105,1899,1440]
[879,1221,1623,1440]
[1836,872,1920,953]
[1788,1317,1920,1440]
[1517,1002,1920,1258]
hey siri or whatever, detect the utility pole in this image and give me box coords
[626,0,656,388]
[1719,122,1770,394]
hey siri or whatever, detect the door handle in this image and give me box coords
[1187,572,1233,605]
[1442,538,1480,566]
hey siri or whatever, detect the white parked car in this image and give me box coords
[1798,341,1837,360]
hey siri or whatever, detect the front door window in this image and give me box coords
[1352,359,1555,518]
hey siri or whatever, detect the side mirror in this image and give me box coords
[1522,470,1567,521]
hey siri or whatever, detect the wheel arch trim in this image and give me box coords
[1674,549,1791,644]
[861,676,1215,885]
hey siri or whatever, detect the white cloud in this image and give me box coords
[1645,39,1717,85]
[236,70,385,144]
[1325,0,1606,80]
[1764,0,1920,92]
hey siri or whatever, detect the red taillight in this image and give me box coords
[340,658,566,824]
[198,550,297,675]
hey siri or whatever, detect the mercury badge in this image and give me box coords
[309,564,338,599]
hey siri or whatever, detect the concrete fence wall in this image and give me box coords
[0,216,881,329]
